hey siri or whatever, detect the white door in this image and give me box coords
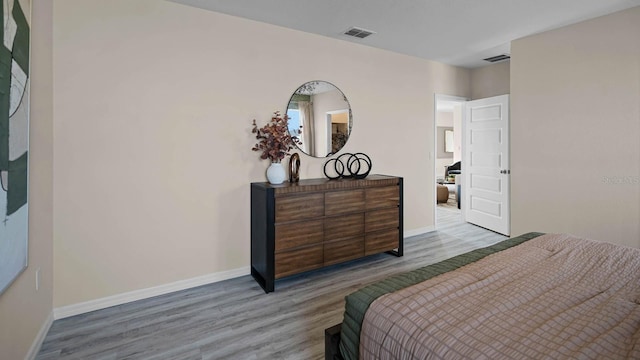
[463,95,510,235]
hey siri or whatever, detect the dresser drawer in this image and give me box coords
[275,245,323,279]
[275,193,324,222]
[275,220,323,251]
[325,189,365,216]
[324,236,364,266]
[365,207,399,233]
[366,186,399,210]
[324,213,364,241]
[365,228,399,256]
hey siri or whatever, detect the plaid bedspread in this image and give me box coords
[359,233,640,359]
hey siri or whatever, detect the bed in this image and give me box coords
[325,232,640,359]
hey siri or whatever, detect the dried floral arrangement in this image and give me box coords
[251,111,302,162]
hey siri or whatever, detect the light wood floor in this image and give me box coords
[36,205,506,360]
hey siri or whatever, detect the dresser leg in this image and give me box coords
[251,266,274,293]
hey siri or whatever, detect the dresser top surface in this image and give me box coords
[251,174,401,193]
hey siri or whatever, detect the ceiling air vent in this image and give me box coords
[343,27,375,39]
[483,54,511,63]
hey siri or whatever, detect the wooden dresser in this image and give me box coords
[251,174,403,293]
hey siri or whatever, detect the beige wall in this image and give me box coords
[452,105,462,163]
[436,111,453,127]
[470,61,510,100]
[0,0,54,359]
[511,7,640,247]
[436,112,454,177]
[52,0,470,307]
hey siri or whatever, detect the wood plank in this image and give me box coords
[275,193,324,222]
[365,228,400,255]
[324,236,365,266]
[324,189,365,216]
[365,208,399,233]
[366,185,399,210]
[275,245,324,279]
[324,213,364,242]
[275,220,324,251]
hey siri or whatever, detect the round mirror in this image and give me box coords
[286,81,352,158]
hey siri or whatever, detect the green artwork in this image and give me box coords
[0,0,30,295]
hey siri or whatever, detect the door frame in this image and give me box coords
[433,94,469,229]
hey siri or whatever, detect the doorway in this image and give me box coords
[434,95,467,228]
[434,94,512,236]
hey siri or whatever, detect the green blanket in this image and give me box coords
[338,232,544,360]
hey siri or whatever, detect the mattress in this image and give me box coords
[338,232,544,360]
[357,233,640,359]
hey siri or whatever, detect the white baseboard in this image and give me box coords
[26,310,53,360]
[404,226,436,238]
[49,228,434,321]
[53,266,249,320]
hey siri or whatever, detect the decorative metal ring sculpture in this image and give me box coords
[289,153,300,183]
[323,152,371,180]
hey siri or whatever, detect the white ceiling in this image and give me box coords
[168,0,640,68]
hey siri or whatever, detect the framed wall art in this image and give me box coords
[0,0,30,295]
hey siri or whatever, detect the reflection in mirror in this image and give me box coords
[286,81,352,158]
